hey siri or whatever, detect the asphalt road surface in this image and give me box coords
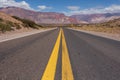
[0,28,120,80]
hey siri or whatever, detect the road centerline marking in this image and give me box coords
[41,28,74,80]
[62,29,74,80]
[41,29,61,80]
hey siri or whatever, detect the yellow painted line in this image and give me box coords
[41,29,61,80]
[62,29,74,80]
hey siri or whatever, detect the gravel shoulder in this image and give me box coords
[70,28,120,41]
[0,28,55,43]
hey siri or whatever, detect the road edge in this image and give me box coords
[68,28,120,41]
[0,28,56,43]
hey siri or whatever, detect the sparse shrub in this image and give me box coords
[22,19,37,28]
[12,16,21,21]
[6,21,15,27]
[118,25,120,27]
[0,18,3,21]
[0,23,13,33]
[12,16,42,29]
[14,23,21,29]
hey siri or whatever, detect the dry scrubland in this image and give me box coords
[0,12,43,33]
[72,18,120,34]
[74,26,120,34]
[0,12,55,42]
[70,18,120,41]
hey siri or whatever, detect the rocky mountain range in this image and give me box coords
[0,7,120,24]
[71,13,120,23]
[0,7,78,24]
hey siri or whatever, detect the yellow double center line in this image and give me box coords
[41,28,74,80]
[61,29,74,80]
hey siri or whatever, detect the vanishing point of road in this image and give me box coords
[0,28,120,80]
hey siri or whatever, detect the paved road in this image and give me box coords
[0,28,59,80]
[64,28,120,80]
[0,28,120,80]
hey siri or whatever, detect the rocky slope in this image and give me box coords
[0,11,22,24]
[0,12,42,32]
[0,12,22,32]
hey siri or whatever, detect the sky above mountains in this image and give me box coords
[0,0,120,15]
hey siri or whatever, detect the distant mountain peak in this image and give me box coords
[2,6,119,24]
[71,13,120,23]
[0,7,81,24]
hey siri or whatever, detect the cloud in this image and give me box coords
[38,5,52,11]
[65,4,120,15]
[67,6,80,11]
[0,0,33,10]
[104,5,120,13]
[0,0,53,11]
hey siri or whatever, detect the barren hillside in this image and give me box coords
[0,12,42,33]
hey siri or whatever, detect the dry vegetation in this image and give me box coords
[71,18,120,34]
[0,12,43,33]
[12,16,43,29]
[74,25,120,34]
